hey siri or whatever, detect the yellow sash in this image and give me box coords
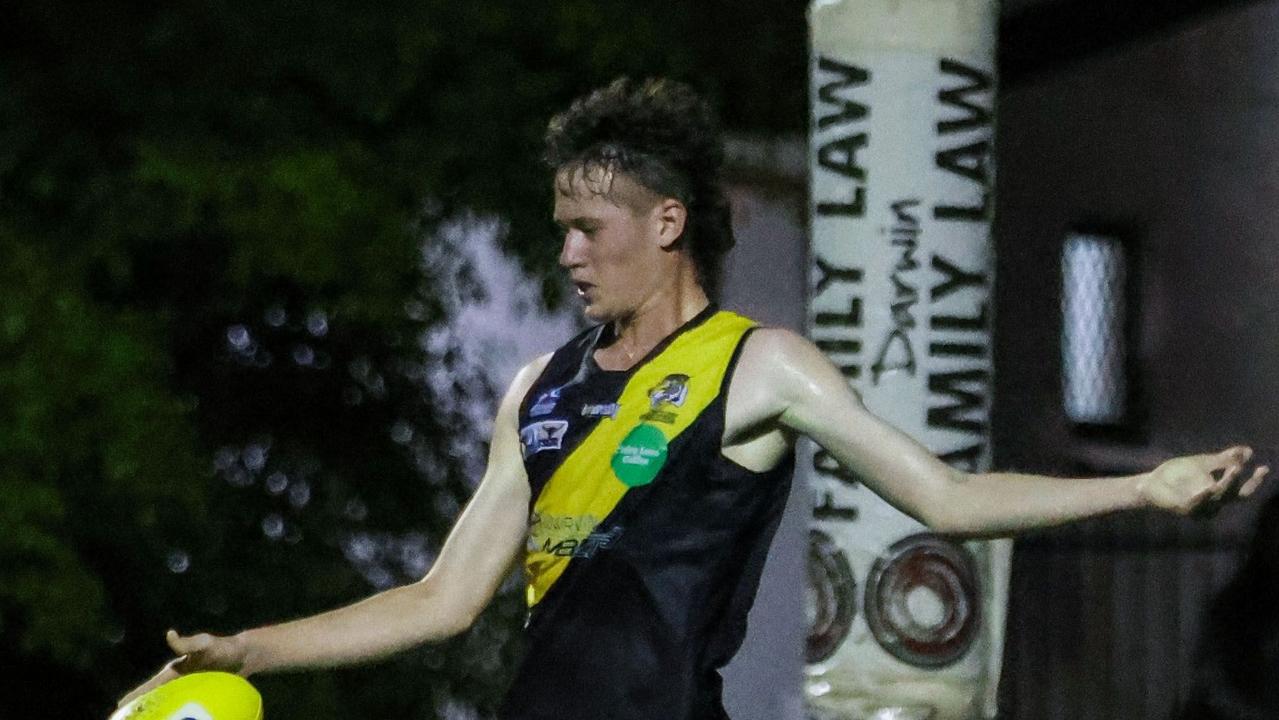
[524,311,755,607]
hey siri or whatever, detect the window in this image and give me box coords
[1061,231,1139,431]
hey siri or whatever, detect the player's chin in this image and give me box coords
[580,300,612,323]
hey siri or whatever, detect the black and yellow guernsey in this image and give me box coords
[499,307,795,720]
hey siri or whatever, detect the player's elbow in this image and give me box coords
[917,504,967,536]
[454,595,493,635]
[439,604,481,639]
[914,472,981,537]
[414,576,484,639]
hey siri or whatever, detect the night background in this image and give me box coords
[4,1,1279,719]
[0,2,808,718]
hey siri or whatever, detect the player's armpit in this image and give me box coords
[741,328,962,529]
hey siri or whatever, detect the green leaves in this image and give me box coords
[0,233,204,677]
[0,0,807,716]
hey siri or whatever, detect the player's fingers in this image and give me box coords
[167,629,212,657]
[1203,445,1251,471]
[1184,480,1216,514]
[117,664,181,707]
[1239,465,1270,497]
[1212,463,1244,500]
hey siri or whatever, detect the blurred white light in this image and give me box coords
[436,697,482,720]
[264,305,287,327]
[287,480,311,508]
[306,310,329,337]
[1062,233,1128,424]
[433,492,460,517]
[365,373,387,399]
[166,550,191,574]
[397,533,435,577]
[225,468,252,488]
[261,514,285,540]
[343,532,378,563]
[226,324,252,351]
[365,566,394,590]
[292,344,315,366]
[213,446,238,471]
[419,214,579,428]
[243,443,267,472]
[265,472,288,495]
[390,421,414,445]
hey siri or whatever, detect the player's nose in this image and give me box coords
[559,230,586,268]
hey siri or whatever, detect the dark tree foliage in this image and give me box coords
[0,1,806,718]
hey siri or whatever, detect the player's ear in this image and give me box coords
[654,198,687,250]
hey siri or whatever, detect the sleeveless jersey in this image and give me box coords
[498,307,796,720]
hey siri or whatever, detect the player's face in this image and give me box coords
[554,168,667,322]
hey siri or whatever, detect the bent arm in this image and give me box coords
[229,357,544,675]
[747,329,1265,537]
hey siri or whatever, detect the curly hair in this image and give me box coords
[544,78,735,299]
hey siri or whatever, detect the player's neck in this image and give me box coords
[602,280,710,370]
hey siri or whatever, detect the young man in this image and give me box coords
[123,78,1268,719]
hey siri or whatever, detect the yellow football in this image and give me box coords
[110,672,263,720]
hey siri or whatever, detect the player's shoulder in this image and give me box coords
[504,323,598,400]
[489,353,556,434]
[735,325,848,397]
[732,326,811,388]
[508,353,554,398]
[739,325,815,364]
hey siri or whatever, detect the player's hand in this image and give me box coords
[116,630,248,708]
[165,628,249,673]
[1139,446,1269,515]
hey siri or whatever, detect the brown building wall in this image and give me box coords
[719,138,810,720]
[994,2,1279,718]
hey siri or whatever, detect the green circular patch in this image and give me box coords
[611,423,669,487]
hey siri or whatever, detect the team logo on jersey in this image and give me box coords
[529,386,564,417]
[640,373,689,424]
[520,420,568,458]
[580,402,620,418]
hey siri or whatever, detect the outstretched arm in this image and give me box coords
[742,329,1268,537]
[120,355,548,705]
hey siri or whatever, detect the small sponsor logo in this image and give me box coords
[641,373,689,424]
[611,423,669,487]
[581,402,620,418]
[528,513,624,558]
[540,526,625,558]
[520,420,568,458]
[529,387,563,417]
